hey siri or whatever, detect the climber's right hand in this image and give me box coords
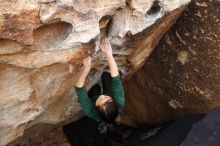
[100,37,113,57]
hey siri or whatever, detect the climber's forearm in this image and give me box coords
[75,57,91,88]
[75,72,88,88]
[107,54,119,77]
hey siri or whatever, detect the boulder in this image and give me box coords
[0,0,190,145]
[121,0,220,126]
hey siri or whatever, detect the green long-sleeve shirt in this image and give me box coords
[75,75,125,122]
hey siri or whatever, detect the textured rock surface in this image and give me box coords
[0,0,190,145]
[121,0,220,126]
[7,0,220,145]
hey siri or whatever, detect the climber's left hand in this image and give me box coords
[83,56,91,74]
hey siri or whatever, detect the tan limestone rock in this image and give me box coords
[0,0,41,45]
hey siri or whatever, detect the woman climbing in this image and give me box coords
[75,37,125,145]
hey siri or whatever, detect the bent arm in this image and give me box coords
[75,87,97,119]
[75,60,94,117]
[75,70,95,117]
[75,57,99,120]
[75,81,102,121]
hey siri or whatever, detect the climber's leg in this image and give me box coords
[101,71,112,96]
[88,84,101,101]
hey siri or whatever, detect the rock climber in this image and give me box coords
[75,37,125,144]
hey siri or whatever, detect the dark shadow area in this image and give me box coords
[122,0,220,127]
[146,1,161,16]
[63,117,112,146]
[63,107,220,146]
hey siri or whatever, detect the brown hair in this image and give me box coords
[98,100,119,123]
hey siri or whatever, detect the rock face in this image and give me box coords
[121,0,220,126]
[0,0,191,145]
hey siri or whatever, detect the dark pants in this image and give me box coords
[88,72,112,100]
